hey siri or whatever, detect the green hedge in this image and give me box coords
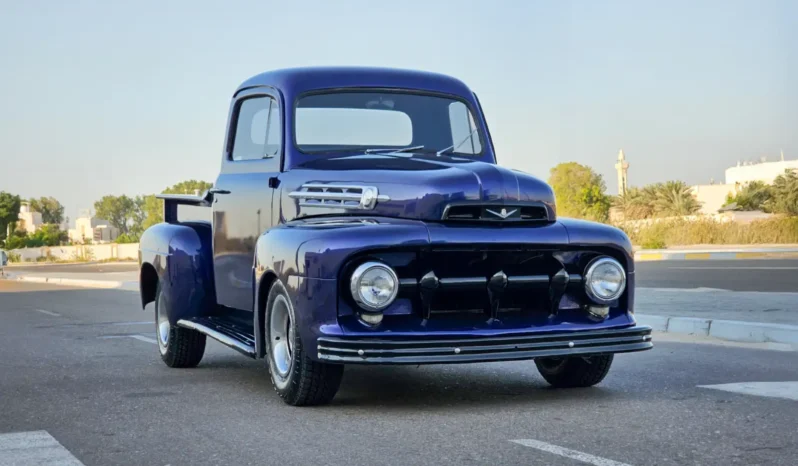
[618,217,798,248]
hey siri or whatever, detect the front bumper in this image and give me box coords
[317,325,652,365]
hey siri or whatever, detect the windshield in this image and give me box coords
[294,91,483,155]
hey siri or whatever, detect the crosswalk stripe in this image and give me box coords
[699,382,798,401]
[0,430,85,466]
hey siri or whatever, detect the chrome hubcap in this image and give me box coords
[156,292,170,349]
[270,295,293,377]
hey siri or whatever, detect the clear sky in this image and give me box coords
[1,0,795,225]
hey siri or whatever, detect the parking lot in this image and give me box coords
[1,278,796,465]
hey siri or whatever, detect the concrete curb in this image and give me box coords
[637,313,798,346]
[10,275,124,289]
[634,248,798,262]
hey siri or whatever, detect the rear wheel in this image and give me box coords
[154,283,206,368]
[265,279,343,406]
[535,355,614,388]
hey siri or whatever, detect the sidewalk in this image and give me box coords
[636,287,798,348]
[2,269,138,291]
[634,244,798,261]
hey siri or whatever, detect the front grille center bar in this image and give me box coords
[400,270,582,321]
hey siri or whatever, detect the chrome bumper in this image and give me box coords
[318,325,653,365]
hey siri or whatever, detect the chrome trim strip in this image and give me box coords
[176,319,256,358]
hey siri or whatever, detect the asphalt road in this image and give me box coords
[1,280,797,466]
[6,258,798,292]
[635,259,798,292]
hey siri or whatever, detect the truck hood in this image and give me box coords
[279,153,556,223]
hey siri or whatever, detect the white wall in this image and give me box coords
[9,243,139,262]
[691,184,736,215]
[725,160,798,185]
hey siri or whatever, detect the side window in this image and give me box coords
[448,101,482,155]
[231,96,281,162]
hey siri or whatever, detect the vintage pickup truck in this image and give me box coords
[138,66,653,406]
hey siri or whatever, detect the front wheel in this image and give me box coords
[535,355,614,388]
[265,280,343,406]
[154,283,206,368]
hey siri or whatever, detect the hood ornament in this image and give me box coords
[485,208,517,219]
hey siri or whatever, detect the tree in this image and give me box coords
[93,195,138,234]
[136,180,214,233]
[29,196,65,225]
[0,191,21,244]
[652,181,702,217]
[765,170,798,216]
[5,224,67,249]
[724,181,773,211]
[548,162,610,222]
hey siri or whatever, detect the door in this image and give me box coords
[212,91,282,311]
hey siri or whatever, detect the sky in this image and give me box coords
[1,0,796,225]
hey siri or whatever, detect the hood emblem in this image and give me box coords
[485,208,517,219]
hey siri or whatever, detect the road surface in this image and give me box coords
[636,259,798,292]
[5,258,798,292]
[1,280,796,465]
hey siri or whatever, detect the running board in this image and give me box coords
[177,317,256,358]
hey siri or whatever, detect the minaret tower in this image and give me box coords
[615,149,629,195]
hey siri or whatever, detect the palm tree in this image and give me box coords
[612,187,652,220]
[764,170,798,215]
[653,181,702,217]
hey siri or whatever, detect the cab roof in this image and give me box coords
[235,66,474,99]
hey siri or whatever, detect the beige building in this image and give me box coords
[68,214,119,244]
[690,152,797,214]
[17,203,43,233]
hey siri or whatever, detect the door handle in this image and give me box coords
[209,188,231,195]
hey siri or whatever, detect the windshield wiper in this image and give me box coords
[436,128,479,156]
[364,145,425,154]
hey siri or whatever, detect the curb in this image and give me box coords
[10,275,123,289]
[634,249,798,262]
[636,313,798,346]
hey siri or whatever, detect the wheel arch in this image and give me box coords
[254,270,278,358]
[140,262,159,309]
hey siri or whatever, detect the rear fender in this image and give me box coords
[138,221,217,324]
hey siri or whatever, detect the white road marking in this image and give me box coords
[509,439,634,466]
[107,321,154,326]
[99,334,157,344]
[129,335,157,344]
[667,266,798,270]
[0,430,85,465]
[638,286,731,292]
[699,382,798,401]
[34,309,61,317]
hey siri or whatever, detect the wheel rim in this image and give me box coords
[538,357,566,373]
[270,295,293,377]
[156,291,170,350]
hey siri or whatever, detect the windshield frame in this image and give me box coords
[291,88,486,157]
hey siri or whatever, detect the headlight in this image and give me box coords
[584,256,626,303]
[350,261,399,311]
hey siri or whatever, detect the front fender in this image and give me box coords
[138,221,216,324]
[252,217,429,357]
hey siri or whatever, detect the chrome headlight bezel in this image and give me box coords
[583,256,627,304]
[349,261,399,312]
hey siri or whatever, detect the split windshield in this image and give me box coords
[294,91,483,155]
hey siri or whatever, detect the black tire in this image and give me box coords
[154,283,206,368]
[535,354,614,388]
[265,280,343,406]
